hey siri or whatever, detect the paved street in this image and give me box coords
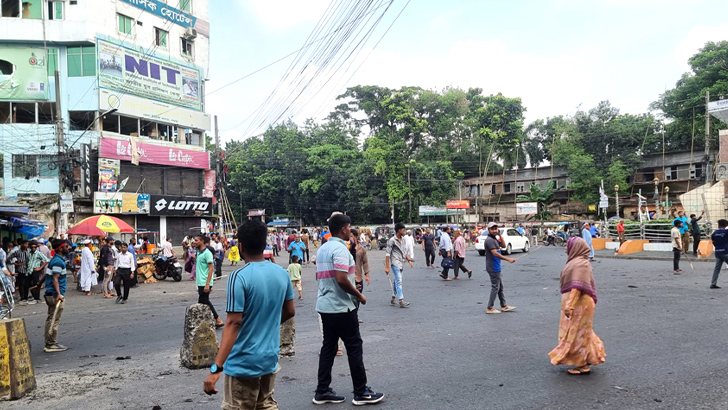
[6,245,728,409]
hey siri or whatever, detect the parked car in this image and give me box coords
[475,227,530,255]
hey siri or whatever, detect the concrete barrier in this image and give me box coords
[0,318,36,400]
[280,317,295,357]
[698,240,714,258]
[592,238,612,250]
[180,304,219,369]
[617,240,649,255]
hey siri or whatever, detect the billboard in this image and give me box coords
[418,205,447,216]
[97,38,202,111]
[516,202,538,215]
[446,200,470,209]
[203,170,215,197]
[150,195,213,217]
[100,135,210,169]
[94,192,150,214]
[98,158,120,192]
[0,47,48,100]
[120,0,197,28]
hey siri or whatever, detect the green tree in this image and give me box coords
[516,180,555,221]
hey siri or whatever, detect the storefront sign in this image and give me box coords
[418,205,447,216]
[94,192,150,214]
[516,202,538,215]
[97,38,202,111]
[98,158,120,192]
[150,195,213,217]
[100,135,210,169]
[203,170,215,197]
[120,0,197,28]
[99,89,211,130]
[247,209,265,217]
[80,144,91,197]
[0,47,48,100]
[60,193,74,213]
[446,200,470,209]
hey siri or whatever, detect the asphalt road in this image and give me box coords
[6,245,728,409]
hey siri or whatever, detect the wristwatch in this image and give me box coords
[210,363,223,374]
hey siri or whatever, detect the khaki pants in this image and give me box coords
[44,295,64,346]
[222,367,279,410]
[682,232,690,254]
[618,231,625,245]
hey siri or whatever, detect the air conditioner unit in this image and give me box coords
[183,28,197,39]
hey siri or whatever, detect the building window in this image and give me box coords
[48,1,63,20]
[155,28,168,48]
[181,38,194,57]
[67,46,96,77]
[665,167,677,181]
[47,48,58,75]
[12,155,58,178]
[690,164,703,179]
[504,183,512,193]
[179,0,191,12]
[516,182,525,193]
[1,0,41,18]
[490,185,496,195]
[118,13,133,35]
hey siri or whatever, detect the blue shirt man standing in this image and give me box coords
[710,219,728,289]
[43,239,70,352]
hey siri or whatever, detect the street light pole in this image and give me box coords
[614,184,620,219]
[653,178,659,220]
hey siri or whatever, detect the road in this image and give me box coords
[6,245,728,409]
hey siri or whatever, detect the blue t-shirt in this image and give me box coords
[45,255,67,297]
[288,241,306,260]
[674,216,690,234]
[224,261,294,378]
[712,229,728,255]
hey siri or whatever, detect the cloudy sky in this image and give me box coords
[206,0,728,144]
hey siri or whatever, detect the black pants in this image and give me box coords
[272,245,279,256]
[454,256,469,277]
[440,249,450,276]
[30,270,42,300]
[424,248,436,267]
[673,247,681,271]
[215,259,222,278]
[197,286,219,320]
[17,273,31,301]
[693,234,701,255]
[303,247,309,263]
[114,268,132,300]
[317,309,367,395]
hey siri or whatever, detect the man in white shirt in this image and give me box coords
[403,230,415,261]
[114,243,136,304]
[161,237,174,258]
[79,240,97,295]
[439,227,453,280]
[213,236,224,278]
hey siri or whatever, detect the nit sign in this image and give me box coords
[125,55,180,84]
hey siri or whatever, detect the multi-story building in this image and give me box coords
[0,0,214,241]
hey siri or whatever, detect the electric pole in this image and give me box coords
[215,115,223,237]
[706,91,711,181]
[55,70,69,234]
[407,161,412,224]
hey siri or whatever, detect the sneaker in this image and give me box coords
[390,299,396,306]
[299,296,303,300]
[27,299,38,305]
[120,299,127,304]
[710,285,721,289]
[18,300,27,306]
[352,387,385,406]
[398,300,410,308]
[501,306,517,312]
[486,309,501,314]
[116,296,122,304]
[313,388,346,404]
[44,344,68,352]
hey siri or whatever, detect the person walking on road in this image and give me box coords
[351,228,370,323]
[452,229,472,279]
[710,219,728,289]
[313,213,384,406]
[403,230,415,263]
[548,237,606,375]
[9,240,29,304]
[439,227,454,280]
[674,211,691,256]
[42,239,70,352]
[616,220,626,247]
[421,227,436,269]
[114,243,136,304]
[385,223,413,308]
[690,211,705,256]
[301,229,311,264]
[194,235,224,328]
[484,222,516,314]
[203,220,295,408]
[99,237,116,298]
[672,220,684,274]
[287,255,303,300]
[581,223,595,261]
[161,237,174,258]
[79,239,97,295]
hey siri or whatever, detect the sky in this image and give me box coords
[206,0,728,145]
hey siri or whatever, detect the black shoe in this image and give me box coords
[352,387,385,406]
[115,296,122,304]
[120,299,127,304]
[313,388,346,404]
[710,285,721,289]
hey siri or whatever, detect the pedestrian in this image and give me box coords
[186,242,197,280]
[287,234,307,266]
[313,213,384,406]
[421,227,436,269]
[128,237,138,287]
[9,240,29,304]
[351,228,370,323]
[385,223,413,308]
[671,219,683,274]
[439,227,454,280]
[264,244,276,264]
[483,222,517,314]
[403,229,415,263]
[690,210,705,256]
[27,240,48,304]
[589,223,600,238]
[548,237,606,374]
[531,225,539,247]
[214,235,224,278]
[203,220,295,408]
[674,211,691,255]
[194,235,224,328]
[710,219,728,289]
[162,237,175,258]
[452,229,473,279]
[42,239,70,352]
[616,220,626,247]
[99,237,115,298]
[114,243,135,304]
[517,224,525,236]
[79,239,97,295]
[581,223,595,261]
[38,239,51,260]
[228,243,240,266]
[287,255,303,300]
[301,229,310,264]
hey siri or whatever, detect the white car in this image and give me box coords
[475,228,530,255]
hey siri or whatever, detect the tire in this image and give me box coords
[153,270,166,281]
[523,241,530,253]
[505,244,512,255]
[478,250,485,256]
[542,238,549,246]
[555,237,565,247]
[173,273,182,282]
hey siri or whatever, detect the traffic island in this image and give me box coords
[180,304,219,369]
[0,318,36,401]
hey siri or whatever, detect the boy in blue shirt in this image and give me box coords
[43,239,70,352]
[203,220,295,408]
[484,222,517,314]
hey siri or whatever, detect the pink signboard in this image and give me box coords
[100,136,210,169]
[204,170,215,198]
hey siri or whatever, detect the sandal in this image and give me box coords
[443,277,452,281]
[567,367,591,375]
[439,273,447,280]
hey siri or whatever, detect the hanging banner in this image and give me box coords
[97,38,202,111]
[418,206,447,216]
[98,158,121,192]
[203,170,215,197]
[93,192,150,214]
[80,144,92,197]
[0,47,48,100]
[516,202,537,215]
[100,135,210,169]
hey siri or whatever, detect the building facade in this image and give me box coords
[0,0,213,241]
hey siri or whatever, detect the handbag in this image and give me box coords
[441,256,455,269]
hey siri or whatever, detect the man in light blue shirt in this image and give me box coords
[203,220,295,408]
[674,211,691,254]
[581,223,595,261]
[287,234,307,264]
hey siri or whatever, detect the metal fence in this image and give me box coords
[603,221,712,242]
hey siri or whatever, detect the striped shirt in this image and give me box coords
[385,236,407,269]
[9,248,28,275]
[315,237,356,314]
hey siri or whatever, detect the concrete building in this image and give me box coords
[0,0,214,242]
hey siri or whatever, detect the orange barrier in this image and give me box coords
[698,240,714,258]
[591,238,612,250]
[617,240,649,255]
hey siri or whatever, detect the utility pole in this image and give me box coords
[407,162,412,224]
[55,70,69,235]
[215,115,223,237]
[705,91,711,181]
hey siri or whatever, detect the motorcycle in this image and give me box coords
[152,251,183,282]
[542,234,564,247]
